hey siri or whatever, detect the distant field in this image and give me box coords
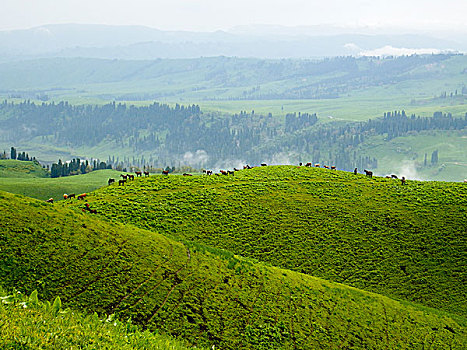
[0,169,120,201]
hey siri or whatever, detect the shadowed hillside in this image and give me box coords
[1,191,465,349]
[64,166,467,317]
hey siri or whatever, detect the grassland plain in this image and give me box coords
[0,191,466,349]
[65,166,467,319]
[0,288,201,350]
[0,164,121,201]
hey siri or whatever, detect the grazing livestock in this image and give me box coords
[401,176,406,185]
[243,165,252,169]
[68,193,76,199]
[144,171,150,177]
[77,193,87,200]
[135,171,142,177]
[464,179,467,183]
[162,170,169,175]
[206,170,213,175]
[385,175,391,179]
[354,168,358,175]
[234,168,240,171]
[183,173,192,176]
[228,171,234,175]
[220,170,228,175]
[127,174,135,181]
[331,166,336,170]
[323,165,329,169]
[314,164,320,168]
[391,174,398,179]
[63,194,68,200]
[108,178,115,185]
[46,198,54,203]
[84,203,97,214]
[120,174,128,180]
[364,169,373,177]
[261,163,267,166]
[119,179,126,186]
[299,162,303,166]
[305,162,312,167]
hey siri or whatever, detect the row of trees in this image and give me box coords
[50,158,112,178]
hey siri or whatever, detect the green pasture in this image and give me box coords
[360,130,467,181]
[1,190,466,349]
[66,166,467,318]
[0,168,121,201]
[0,159,48,178]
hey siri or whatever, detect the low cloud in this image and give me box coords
[182,150,209,167]
[358,45,445,57]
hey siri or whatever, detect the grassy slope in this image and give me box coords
[65,166,467,318]
[361,130,467,181]
[0,288,199,350]
[1,190,465,349]
[0,168,121,201]
[0,159,48,178]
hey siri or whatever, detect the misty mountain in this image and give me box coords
[0,24,465,61]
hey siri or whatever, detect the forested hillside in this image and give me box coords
[1,100,465,173]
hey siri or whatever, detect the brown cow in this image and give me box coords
[77,193,87,200]
[144,171,150,177]
[128,174,135,181]
[331,166,336,170]
[135,171,142,177]
[119,179,126,186]
[68,193,76,199]
[120,174,128,180]
[46,198,54,203]
[305,163,312,167]
[162,170,169,175]
[108,178,115,185]
[364,170,373,177]
[314,164,320,168]
[183,173,192,176]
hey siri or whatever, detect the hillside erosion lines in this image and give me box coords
[2,191,466,349]
[68,166,467,317]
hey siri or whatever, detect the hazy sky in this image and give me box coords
[2,0,466,32]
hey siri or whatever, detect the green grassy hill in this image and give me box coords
[0,288,199,350]
[64,166,467,318]
[1,190,465,349]
[0,168,121,201]
[0,159,48,178]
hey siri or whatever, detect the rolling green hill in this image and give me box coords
[1,190,465,349]
[0,159,48,178]
[0,168,121,201]
[64,166,467,318]
[0,288,199,350]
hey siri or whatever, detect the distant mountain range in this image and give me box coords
[0,23,465,60]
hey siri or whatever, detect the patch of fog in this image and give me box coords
[182,150,209,167]
[212,158,246,172]
[268,152,297,166]
[382,160,426,181]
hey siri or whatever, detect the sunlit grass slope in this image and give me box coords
[0,168,120,201]
[66,166,467,318]
[0,288,199,350]
[0,159,48,178]
[1,191,465,349]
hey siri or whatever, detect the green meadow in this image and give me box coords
[1,189,466,349]
[65,166,467,318]
[0,160,121,201]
